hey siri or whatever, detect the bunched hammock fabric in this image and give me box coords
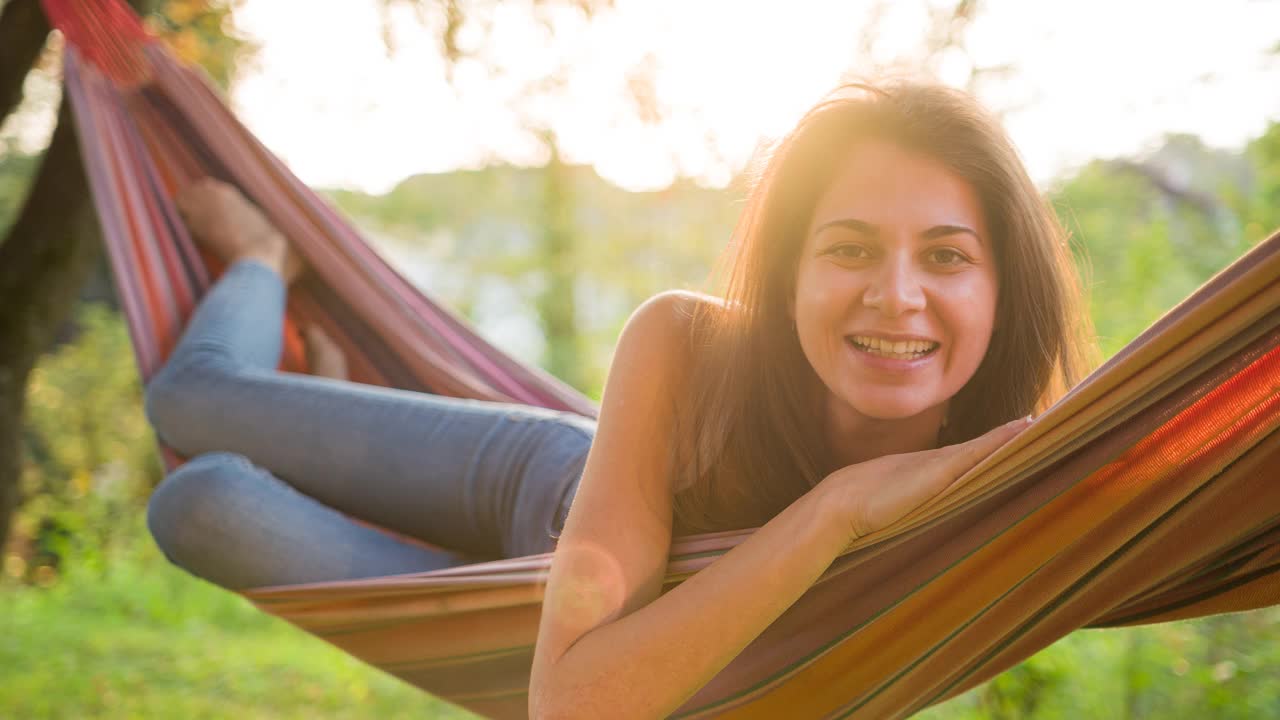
[44,1,1280,718]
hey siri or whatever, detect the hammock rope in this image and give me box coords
[44,1,1280,717]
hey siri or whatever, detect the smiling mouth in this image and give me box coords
[847,335,940,361]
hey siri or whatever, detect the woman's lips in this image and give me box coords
[845,336,939,371]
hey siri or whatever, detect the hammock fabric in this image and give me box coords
[44,1,1280,717]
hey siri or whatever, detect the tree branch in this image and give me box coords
[1107,159,1222,218]
[0,0,51,127]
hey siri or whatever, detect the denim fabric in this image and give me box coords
[144,259,593,590]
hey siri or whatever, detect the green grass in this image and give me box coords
[0,517,477,719]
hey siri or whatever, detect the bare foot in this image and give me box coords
[304,324,348,380]
[176,178,305,284]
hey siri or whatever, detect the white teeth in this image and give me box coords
[848,335,939,360]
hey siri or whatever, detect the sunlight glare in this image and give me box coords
[229,0,1280,195]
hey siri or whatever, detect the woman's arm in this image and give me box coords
[528,291,1027,719]
[529,290,841,720]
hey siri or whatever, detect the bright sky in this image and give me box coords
[227,0,1280,195]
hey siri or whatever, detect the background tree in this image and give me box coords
[384,0,630,390]
[0,0,250,549]
[0,0,102,553]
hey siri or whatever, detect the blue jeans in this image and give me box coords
[144,259,594,590]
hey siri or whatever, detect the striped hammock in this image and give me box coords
[44,0,1280,717]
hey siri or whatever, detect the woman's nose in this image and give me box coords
[862,256,926,317]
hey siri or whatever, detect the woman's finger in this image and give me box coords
[940,416,1032,477]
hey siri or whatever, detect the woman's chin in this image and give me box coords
[843,393,941,423]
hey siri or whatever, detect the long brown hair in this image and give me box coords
[669,81,1097,535]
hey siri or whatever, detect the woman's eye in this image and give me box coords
[830,244,872,260]
[929,248,970,266]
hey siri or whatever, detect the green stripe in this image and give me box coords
[381,645,532,673]
[1100,562,1280,627]
[450,687,527,703]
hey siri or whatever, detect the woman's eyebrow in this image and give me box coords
[922,224,983,245]
[814,218,984,246]
[812,218,877,236]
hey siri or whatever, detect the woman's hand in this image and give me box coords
[817,417,1031,547]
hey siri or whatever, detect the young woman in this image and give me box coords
[144,81,1093,717]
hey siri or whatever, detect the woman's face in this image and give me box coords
[792,139,998,423]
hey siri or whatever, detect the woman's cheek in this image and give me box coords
[935,274,998,364]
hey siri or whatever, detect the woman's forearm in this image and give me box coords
[532,482,846,719]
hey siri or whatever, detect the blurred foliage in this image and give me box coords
[917,610,1280,720]
[1051,133,1265,357]
[142,0,255,90]
[8,304,161,585]
[327,166,737,394]
[1240,121,1280,243]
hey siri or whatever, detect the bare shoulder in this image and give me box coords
[624,289,724,362]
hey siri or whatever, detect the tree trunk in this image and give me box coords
[0,98,102,548]
[537,138,583,389]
